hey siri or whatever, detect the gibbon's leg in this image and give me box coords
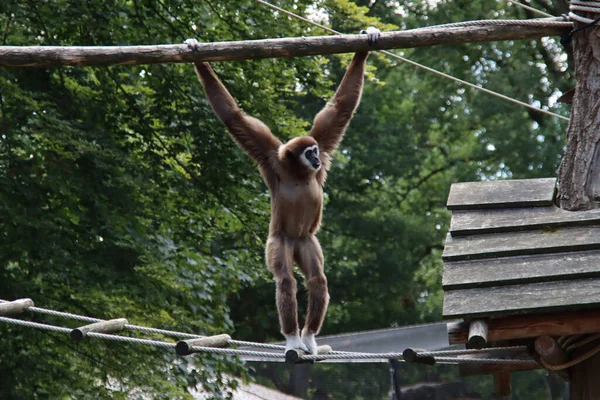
[294,235,328,355]
[266,235,309,353]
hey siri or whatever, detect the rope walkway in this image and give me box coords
[0,298,538,365]
[254,0,570,122]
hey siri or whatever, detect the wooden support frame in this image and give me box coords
[0,20,570,67]
[448,310,600,345]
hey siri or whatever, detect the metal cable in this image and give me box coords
[569,0,600,23]
[254,0,570,122]
[417,345,528,357]
[505,0,554,18]
[0,314,541,365]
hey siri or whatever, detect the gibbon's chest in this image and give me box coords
[275,178,323,219]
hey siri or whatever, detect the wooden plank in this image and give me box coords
[442,227,600,262]
[443,250,600,290]
[443,277,600,319]
[447,309,600,344]
[450,206,600,236]
[446,178,556,210]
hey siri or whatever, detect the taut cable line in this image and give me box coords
[0,298,538,365]
[254,0,570,122]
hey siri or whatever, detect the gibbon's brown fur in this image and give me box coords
[188,30,378,352]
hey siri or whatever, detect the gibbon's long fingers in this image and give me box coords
[266,236,300,335]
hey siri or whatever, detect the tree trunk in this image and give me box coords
[558,24,600,211]
[558,15,600,399]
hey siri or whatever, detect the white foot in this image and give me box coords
[284,333,309,353]
[301,330,318,355]
[184,38,200,51]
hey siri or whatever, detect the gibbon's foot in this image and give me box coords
[301,329,318,356]
[284,333,309,353]
[360,27,381,45]
[184,38,201,51]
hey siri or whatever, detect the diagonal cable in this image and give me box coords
[254,0,569,122]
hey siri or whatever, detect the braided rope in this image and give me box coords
[417,345,528,357]
[254,0,570,122]
[414,17,571,30]
[0,313,540,365]
[569,0,600,24]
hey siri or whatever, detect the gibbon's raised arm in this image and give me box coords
[193,62,281,164]
[309,51,370,154]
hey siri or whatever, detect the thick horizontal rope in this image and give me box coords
[569,0,600,23]
[416,17,570,30]
[504,0,554,18]
[254,0,570,122]
[416,345,528,357]
[0,314,540,365]
[435,356,538,365]
[0,299,349,354]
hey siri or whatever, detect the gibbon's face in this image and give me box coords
[300,145,321,171]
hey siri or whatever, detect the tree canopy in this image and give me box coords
[0,0,571,398]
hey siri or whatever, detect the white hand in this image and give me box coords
[184,38,201,51]
[301,330,318,355]
[360,27,381,45]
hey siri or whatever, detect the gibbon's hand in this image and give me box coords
[184,38,201,51]
[360,27,380,45]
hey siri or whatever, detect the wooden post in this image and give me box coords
[534,335,569,380]
[285,345,333,364]
[0,21,569,67]
[494,370,511,397]
[0,299,34,315]
[402,348,436,365]
[556,9,600,397]
[558,19,600,211]
[70,318,128,341]
[468,320,489,349]
[175,334,232,356]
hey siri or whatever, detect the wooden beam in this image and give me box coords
[448,310,600,345]
[0,21,570,67]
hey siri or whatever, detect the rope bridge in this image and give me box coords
[0,298,537,365]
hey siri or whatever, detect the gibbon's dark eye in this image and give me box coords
[305,149,313,157]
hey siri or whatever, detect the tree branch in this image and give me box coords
[0,21,570,67]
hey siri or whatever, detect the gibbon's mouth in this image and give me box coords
[311,161,321,170]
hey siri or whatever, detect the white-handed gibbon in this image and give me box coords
[186,27,380,354]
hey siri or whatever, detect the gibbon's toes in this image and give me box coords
[301,330,318,356]
[184,38,201,51]
[284,333,309,353]
[360,26,381,45]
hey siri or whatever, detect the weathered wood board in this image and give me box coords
[446,178,556,211]
[450,207,600,236]
[444,277,600,319]
[447,310,600,344]
[443,250,600,290]
[442,226,600,262]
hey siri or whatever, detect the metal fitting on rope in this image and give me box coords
[402,348,436,365]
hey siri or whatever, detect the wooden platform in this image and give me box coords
[442,177,600,320]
